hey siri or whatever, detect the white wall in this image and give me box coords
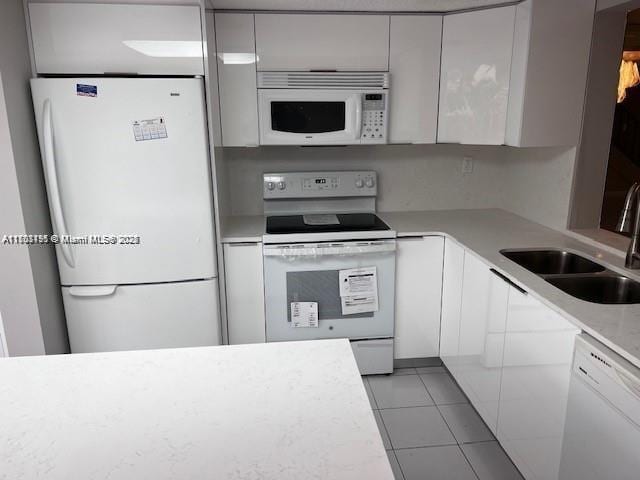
[221,144,576,230]
[570,8,627,229]
[0,0,68,355]
[0,74,46,356]
[503,147,578,230]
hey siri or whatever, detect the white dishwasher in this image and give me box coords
[559,334,640,480]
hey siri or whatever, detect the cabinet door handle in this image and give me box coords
[490,268,527,295]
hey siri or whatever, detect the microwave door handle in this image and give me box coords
[354,94,363,139]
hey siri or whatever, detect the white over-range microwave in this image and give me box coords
[257,72,389,146]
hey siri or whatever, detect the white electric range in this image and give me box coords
[262,171,396,374]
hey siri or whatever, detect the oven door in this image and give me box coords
[258,89,362,145]
[263,240,396,342]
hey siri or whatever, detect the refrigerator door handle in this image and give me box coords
[43,99,75,268]
[68,285,118,297]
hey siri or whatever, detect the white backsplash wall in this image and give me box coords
[221,144,576,230]
[502,146,577,231]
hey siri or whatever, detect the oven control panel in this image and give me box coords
[264,171,377,199]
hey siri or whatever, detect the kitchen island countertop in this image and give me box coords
[0,339,392,480]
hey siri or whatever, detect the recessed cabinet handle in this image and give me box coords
[490,268,527,295]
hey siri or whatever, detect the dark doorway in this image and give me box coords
[601,8,640,234]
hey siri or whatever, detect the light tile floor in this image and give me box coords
[364,363,524,480]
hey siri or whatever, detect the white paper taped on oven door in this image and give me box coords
[339,266,379,315]
[291,301,319,328]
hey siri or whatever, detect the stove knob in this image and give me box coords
[355,179,364,188]
[266,182,275,191]
[365,177,375,188]
[277,181,286,190]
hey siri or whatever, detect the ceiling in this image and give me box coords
[206,0,518,12]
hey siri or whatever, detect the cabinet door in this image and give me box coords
[389,16,442,144]
[497,288,580,480]
[394,236,444,359]
[255,14,389,71]
[205,12,222,148]
[506,0,596,147]
[215,13,260,147]
[438,6,516,145]
[223,243,266,345]
[29,3,203,75]
[455,254,509,434]
[440,238,465,367]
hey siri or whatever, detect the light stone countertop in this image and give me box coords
[0,339,393,480]
[221,209,640,368]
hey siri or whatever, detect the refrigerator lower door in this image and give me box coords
[63,278,221,353]
[30,77,216,286]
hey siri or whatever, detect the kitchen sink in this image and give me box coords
[500,249,640,304]
[500,249,606,275]
[546,275,640,305]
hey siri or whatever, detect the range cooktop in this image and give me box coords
[266,213,391,235]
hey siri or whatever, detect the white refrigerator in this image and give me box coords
[31,77,221,353]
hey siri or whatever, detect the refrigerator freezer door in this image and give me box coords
[63,278,221,353]
[30,78,216,285]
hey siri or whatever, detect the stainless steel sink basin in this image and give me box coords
[500,249,606,275]
[546,275,640,305]
[500,249,640,304]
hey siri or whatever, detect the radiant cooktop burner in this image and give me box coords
[266,213,390,235]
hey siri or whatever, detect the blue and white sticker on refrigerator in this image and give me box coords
[76,84,97,97]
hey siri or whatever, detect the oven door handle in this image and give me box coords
[263,242,396,257]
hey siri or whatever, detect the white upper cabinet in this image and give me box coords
[438,6,516,145]
[394,236,444,359]
[214,13,260,147]
[28,3,204,75]
[255,14,389,71]
[506,0,596,147]
[204,12,223,148]
[388,15,442,144]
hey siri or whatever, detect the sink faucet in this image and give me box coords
[617,182,640,269]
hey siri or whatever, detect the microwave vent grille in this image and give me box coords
[258,72,389,89]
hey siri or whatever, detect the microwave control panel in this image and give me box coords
[264,171,377,199]
[361,93,387,144]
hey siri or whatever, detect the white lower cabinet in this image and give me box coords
[393,236,444,359]
[440,241,581,478]
[497,287,580,480]
[455,254,509,434]
[223,242,266,345]
[440,238,465,366]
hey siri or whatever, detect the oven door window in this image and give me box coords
[286,270,372,321]
[271,101,346,134]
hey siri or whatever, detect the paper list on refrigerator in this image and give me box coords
[290,301,319,328]
[339,266,379,315]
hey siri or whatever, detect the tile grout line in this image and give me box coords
[374,402,468,411]
[374,409,395,452]
[457,443,482,480]
[362,376,379,410]
[388,449,407,480]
